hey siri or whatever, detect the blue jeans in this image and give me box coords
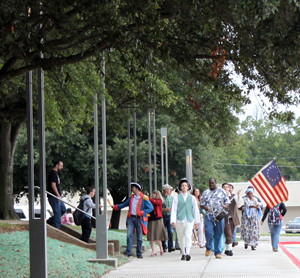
[126,216,143,256]
[47,197,66,229]
[162,215,174,251]
[204,214,225,255]
[269,222,282,249]
[232,226,237,243]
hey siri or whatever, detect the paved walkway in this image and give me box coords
[103,240,300,278]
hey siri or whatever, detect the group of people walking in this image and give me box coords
[113,177,287,261]
[46,160,286,260]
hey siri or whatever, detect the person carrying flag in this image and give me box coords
[261,202,287,252]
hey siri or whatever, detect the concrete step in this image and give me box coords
[59,224,120,256]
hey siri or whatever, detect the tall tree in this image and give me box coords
[221,116,300,181]
[1,1,299,108]
[1,1,300,219]
[0,77,26,218]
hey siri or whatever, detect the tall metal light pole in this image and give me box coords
[148,109,152,195]
[127,118,131,197]
[28,65,48,278]
[133,109,137,182]
[153,110,157,191]
[160,127,168,186]
[28,5,48,276]
[88,58,116,267]
[186,149,193,190]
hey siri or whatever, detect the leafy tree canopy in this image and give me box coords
[220,116,300,181]
[1,0,300,119]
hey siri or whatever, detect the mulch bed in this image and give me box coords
[0,223,28,234]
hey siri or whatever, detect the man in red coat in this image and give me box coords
[113,182,153,258]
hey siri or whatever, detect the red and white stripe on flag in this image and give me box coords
[249,160,289,209]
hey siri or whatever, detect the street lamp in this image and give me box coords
[161,127,168,186]
[152,110,157,191]
[88,57,116,267]
[186,149,193,191]
[127,118,131,197]
[148,110,153,196]
[147,109,157,195]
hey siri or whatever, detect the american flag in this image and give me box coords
[249,160,289,209]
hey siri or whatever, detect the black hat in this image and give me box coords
[131,182,142,191]
[178,178,191,191]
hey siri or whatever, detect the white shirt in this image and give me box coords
[131,195,140,215]
[171,192,200,224]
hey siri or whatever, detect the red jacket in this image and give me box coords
[149,198,163,220]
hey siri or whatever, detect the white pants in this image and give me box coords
[198,219,205,247]
[176,221,194,255]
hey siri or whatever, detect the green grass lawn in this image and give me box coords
[0,224,136,278]
[1,223,296,277]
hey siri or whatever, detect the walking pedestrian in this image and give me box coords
[191,188,205,248]
[46,160,66,229]
[261,202,287,252]
[148,190,168,256]
[222,183,243,256]
[162,184,175,252]
[241,185,263,210]
[200,178,230,259]
[80,186,96,243]
[112,182,153,258]
[171,178,200,261]
[228,184,239,247]
[241,187,262,250]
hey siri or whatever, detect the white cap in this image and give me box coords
[162,184,173,190]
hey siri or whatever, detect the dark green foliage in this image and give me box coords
[221,116,300,182]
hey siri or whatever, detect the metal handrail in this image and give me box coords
[33,186,96,220]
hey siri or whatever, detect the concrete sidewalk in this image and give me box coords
[102,241,300,278]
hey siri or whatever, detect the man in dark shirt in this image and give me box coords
[46,160,66,229]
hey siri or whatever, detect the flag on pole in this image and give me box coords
[249,160,289,209]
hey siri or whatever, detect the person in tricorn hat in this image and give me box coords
[112,182,153,258]
[162,184,175,252]
[171,178,200,261]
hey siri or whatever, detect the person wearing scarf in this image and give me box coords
[241,187,262,250]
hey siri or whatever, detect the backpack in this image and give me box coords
[269,204,281,225]
[73,197,89,226]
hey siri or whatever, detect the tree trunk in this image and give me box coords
[109,188,128,229]
[0,120,23,219]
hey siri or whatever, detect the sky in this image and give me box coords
[239,88,300,121]
[228,65,299,121]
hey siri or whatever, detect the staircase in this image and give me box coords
[47,224,120,256]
